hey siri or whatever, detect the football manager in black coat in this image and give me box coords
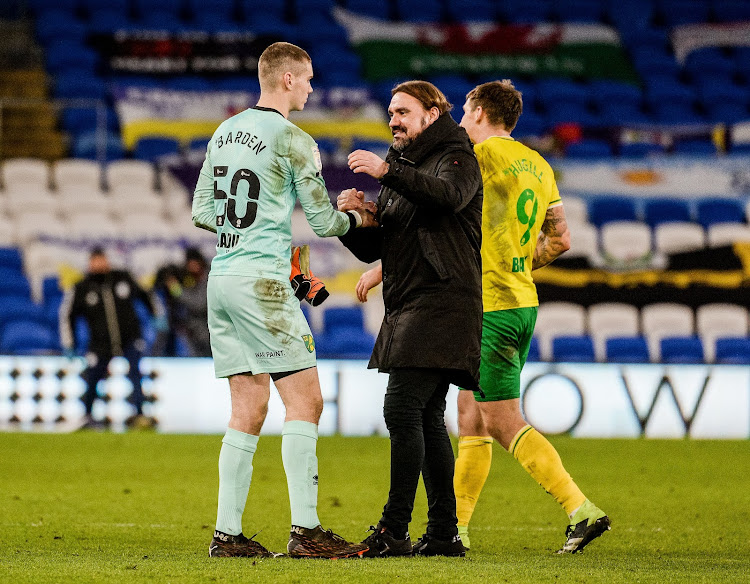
[337,80,483,557]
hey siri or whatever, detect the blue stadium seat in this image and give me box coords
[606,1,653,30]
[684,48,735,77]
[513,113,546,137]
[80,0,129,13]
[0,248,24,271]
[660,336,704,364]
[316,306,375,359]
[164,77,213,91]
[188,136,212,151]
[0,298,47,332]
[643,200,691,227]
[545,103,598,127]
[704,103,749,124]
[552,336,595,363]
[0,270,32,297]
[714,0,750,21]
[651,103,704,125]
[133,0,183,18]
[714,337,750,365]
[36,11,87,45]
[673,140,717,156]
[734,47,750,76]
[427,75,473,110]
[241,0,286,21]
[656,0,710,27]
[42,277,63,305]
[445,0,497,21]
[46,42,99,74]
[27,0,77,14]
[695,198,745,229]
[502,0,552,22]
[187,0,236,21]
[396,0,443,22]
[72,131,125,161]
[54,75,108,100]
[619,142,665,158]
[214,77,260,92]
[323,306,365,332]
[139,11,185,31]
[552,0,603,23]
[619,27,669,51]
[605,337,651,363]
[566,139,613,159]
[345,0,392,20]
[0,320,59,355]
[536,79,590,107]
[589,81,642,108]
[133,137,181,161]
[61,107,118,136]
[527,337,540,362]
[599,103,650,126]
[696,80,747,106]
[191,13,240,32]
[88,8,135,34]
[588,197,638,227]
[633,52,680,77]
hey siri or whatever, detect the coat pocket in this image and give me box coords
[417,227,450,281]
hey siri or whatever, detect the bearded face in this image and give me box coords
[388,92,437,152]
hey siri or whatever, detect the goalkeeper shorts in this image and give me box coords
[473,307,538,402]
[207,274,317,378]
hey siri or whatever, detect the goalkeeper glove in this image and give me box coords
[289,245,330,306]
[290,246,312,301]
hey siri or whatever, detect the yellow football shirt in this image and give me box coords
[475,136,562,312]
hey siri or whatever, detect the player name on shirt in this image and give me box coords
[215,131,266,155]
[503,158,545,182]
[218,232,240,248]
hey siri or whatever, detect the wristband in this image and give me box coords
[346,210,363,229]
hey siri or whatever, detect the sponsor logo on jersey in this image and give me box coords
[302,334,315,353]
[255,350,286,359]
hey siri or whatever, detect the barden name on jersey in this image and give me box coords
[215,131,267,155]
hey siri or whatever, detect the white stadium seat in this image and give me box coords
[561,195,588,225]
[109,193,165,218]
[600,221,652,262]
[641,303,694,361]
[0,215,17,245]
[696,303,749,362]
[706,222,750,247]
[106,160,156,191]
[1,158,49,190]
[15,211,68,244]
[67,211,121,241]
[128,243,184,278]
[654,222,705,254]
[3,188,59,216]
[564,221,598,260]
[536,302,587,361]
[57,186,111,216]
[587,303,641,361]
[53,159,102,191]
[119,212,174,241]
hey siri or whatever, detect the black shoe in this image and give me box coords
[556,514,611,554]
[412,533,466,557]
[361,524,412,557]
[287,525,368,559]
[208,530,278,558]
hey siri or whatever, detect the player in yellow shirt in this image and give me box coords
[455,79,609,554]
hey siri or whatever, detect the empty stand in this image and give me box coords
[696,304,749,362]
[536,302,587,361]
[653,222,705,254]
[706,223,750,247]
[588,303,641,361]
[552,335,595,363]
[600,221,652,263]
[605,336,651,363]
[641,303,695,361]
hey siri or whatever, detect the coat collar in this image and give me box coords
[386,113,470,166]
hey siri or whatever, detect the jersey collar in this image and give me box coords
[252,106,284,117]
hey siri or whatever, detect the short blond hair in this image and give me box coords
[258,42,312,89]
[466,79,523,131]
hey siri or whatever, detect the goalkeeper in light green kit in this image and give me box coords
[192,41,375,559]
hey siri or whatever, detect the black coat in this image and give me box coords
[340,113,483,389]
[60,270,155,356]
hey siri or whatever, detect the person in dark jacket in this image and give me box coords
[59,247,157,429]
[337,80,483,558]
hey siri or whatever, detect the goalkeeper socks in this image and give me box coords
[510,425,587,516]
[282,420,321,529]
[454,436,493,528]
[216,428,259,536]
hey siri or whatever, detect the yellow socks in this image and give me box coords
[509,425,586,516]
[454,436,493,528]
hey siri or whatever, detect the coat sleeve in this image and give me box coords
[379,149,481,213]
[338,225,383,264]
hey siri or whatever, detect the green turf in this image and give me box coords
[1,433,748,583]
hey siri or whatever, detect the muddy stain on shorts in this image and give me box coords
[253,278,295,344]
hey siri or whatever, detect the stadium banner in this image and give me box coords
[333,8,638,82]
[0,357,748,439]
[672,22,750,64]
[555,155,750,198]
[89,31,279,75]
[113,86,391,150]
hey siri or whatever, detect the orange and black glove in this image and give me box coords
[290,245,330,306]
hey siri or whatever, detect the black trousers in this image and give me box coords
[380,368,458,540]
[82,344,144,416]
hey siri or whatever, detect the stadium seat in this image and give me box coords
[72,131,125,161]
[344,0,392,20]
[14,211,68,244]
[598,102,650,126]
[619,142,665,158]
[106,160,157,191]
[560,196,588,226]
[133,0,183,18]
[2,158,49,190]
[657,0,710,26]
[80,0,129,13]
[396,0,443,21]
[128,243,184,278]
[503,0,552,22]
[673,140,717,156]
[695,198,745,229]
[0,297,47,331]
[0,320,59,355]
[187,0,236,21]
[696,304,749,362]
[587,197,637,228]
[536,302,587,361]
[316,305,375,359]
[118,213,172,241]
[54,75,108,100]
[705,103,749,124]
[588,303,640,361]
[552,336,595,363]
[714,337,750,365]
[642,303,694,361]
[552,0,603,22]
[45,41,99,74]
[0,248,23,272]
[566,140,613,159]
[653,222,705,254]
[600,221,652,263]
[66,211,121,241]
[61,106,118,137]
[445,0,497,21]
[88,8,135,34]
[527,337,540,362]
[706,223,750,247]
[605,336,651,363]
[660,336,704,364]
[36,11,87,44]
[57,185,111,216]
[683,48,735,78]
[0,268,32,297]
[643,199,691,227]
[133,137,181,162]
[54,159,103,191]
[565,222,599,261]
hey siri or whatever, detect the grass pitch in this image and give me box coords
[1,433,748,583]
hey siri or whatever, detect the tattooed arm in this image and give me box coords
[532,205,571,270]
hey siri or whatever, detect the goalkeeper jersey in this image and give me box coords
[192,106,351,281]
[475,136,562,312]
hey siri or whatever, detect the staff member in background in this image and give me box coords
[337,80,483,558]
[59,247,157,430]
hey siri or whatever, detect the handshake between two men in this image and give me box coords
[336,148,386,228]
